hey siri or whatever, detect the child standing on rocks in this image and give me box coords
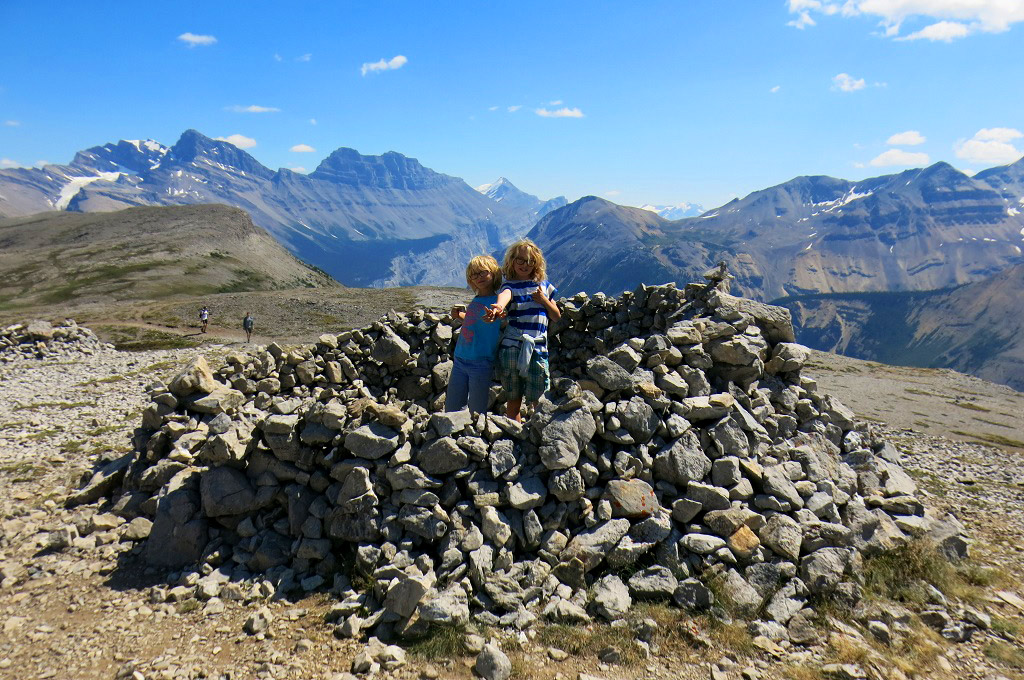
[445,255,503,414]
[485,238,560,422]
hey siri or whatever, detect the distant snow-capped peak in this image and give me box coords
[638,202,706,220]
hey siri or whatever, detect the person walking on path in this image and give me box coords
[242,312,254,342]
[199,306,210,334]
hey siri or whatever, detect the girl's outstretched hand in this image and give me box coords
[483,304,506,322]
[531,289,548,305]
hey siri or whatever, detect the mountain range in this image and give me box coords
[0,131,563,288]
[531,159,1024,300]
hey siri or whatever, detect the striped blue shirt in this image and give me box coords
[499,279,557,359]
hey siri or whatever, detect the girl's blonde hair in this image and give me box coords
[465,255,502,294]
[501,239,547,282]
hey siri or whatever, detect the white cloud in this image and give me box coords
[214,134,257,149]
[770,85,781,93]
[227,105,280,113]
[900,20,970,41]
[4,120,19,126]
[507,105,522,112]
[832,73,866,92]
[273,53,283,62]
[178,32,217,47]
[0,158,20,168]
[290,144,316,152]
[310,118,317,125]
[955,128,1024,165]
[787,1,1024,41]
[361,55,408,76]
[788,11,817,28]
[536,107,585,118]
[297,53,312,62]
[604,190,621,197]
[289,166,307,173]
[549,100,563,106]
[870,149,931,166]
[887,130,926,145]
[488,106,499,111]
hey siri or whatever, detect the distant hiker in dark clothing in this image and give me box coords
[199,306,209,333]
[243,312,254,342]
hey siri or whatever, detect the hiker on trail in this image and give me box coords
[199,306,209,333]
[243,312,254,342]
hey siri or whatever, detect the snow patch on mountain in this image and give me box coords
[55,172,121,210]
[638,202,705,220]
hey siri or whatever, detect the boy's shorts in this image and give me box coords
[498,345,550,402]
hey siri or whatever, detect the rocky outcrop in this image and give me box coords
[87,268,970,644]
[0,320,114,362]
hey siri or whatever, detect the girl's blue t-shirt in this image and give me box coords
[454,294,501,362]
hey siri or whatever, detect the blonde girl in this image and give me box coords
[485,239,560,422]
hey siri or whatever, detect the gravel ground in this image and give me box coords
[1,335,1024,680]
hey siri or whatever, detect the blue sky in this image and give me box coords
[1,1,1022,209]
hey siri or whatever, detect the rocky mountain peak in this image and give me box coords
[165,129,273,179]
[71,139,169,175]
[309,148,456,190]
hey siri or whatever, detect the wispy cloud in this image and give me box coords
[536,107,585,118]
[214,134,257,149]
[297,53,312,62]
[310,118,317,125]
[770,85,781,93]
[273,53,283,62]
[507,105,522,113]
[786,1,1024,42]
[361,55,408,76]
[955,128,1023,165]
[899,20,969,41]
[870,148,930,167]
[289,166,307,173]
[226,105,280,113]
[549,100,563,106]
[0,158,20,169]
[290,144,316,152]
[832,73,865,92]
[604,190,621,197]
[887,130,926,146]
[178,32,217,48]
[4,120,19,126]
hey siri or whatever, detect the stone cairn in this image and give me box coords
[1,319,114,362]
[81,267,971,648]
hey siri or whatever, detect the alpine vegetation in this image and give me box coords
[76,267,971,648]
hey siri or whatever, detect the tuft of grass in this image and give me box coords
[534,623,643,666]
[404,624,469,660]
[86,425,121,437]
[950,401,991,412]
[862,541,956,604]
[991,615,1023,638]
[984,641,1024,669]
[951,430,1024,450]
[62,440,85,453]
[26,428,61,440]
[14,400,90,411]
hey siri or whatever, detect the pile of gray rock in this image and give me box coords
[0,319,113,362]
[82,269,971,646]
